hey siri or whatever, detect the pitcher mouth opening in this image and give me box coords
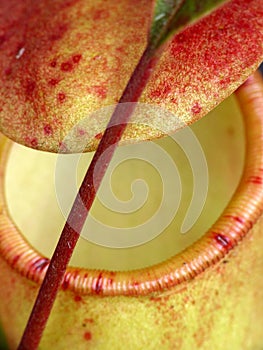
[0,72,262,297]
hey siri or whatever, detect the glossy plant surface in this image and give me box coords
[0,80,263,348]
[0,0,262,348]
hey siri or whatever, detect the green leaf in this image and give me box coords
[149,0,230,50]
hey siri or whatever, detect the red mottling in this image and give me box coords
[61,61,73,72]
[50,60,57,68]
[248,175,263,185]
[48,78,59,86]
[88,85,107,99]
[58,92,66,103]
[61,0,80,9]
[24,80,36,96]
[94,273,103,294]
[72,54,82,64]
[214,233,233,249]
[30,138,38,147]
[84,331,92,341]
[84,318,94,324]
[150,83,172,98]
[92,54,108,65]
[78,129,87,136]
[4,67,12,76]
[32,258,49,271]
[49,23,68,41]
[92,9,109,20]
[224,215,244,224]
[160,84,171,96]
[170,96,177,104]
[44,124,53,135]
[150,88,161,98]
[150,294,172,306]
[95,132,103,140]
[116,46,125,53]
[219,76,231,87]
[0,35,5,46]
[0,0,262,157]
[191,102,202,115]
[74,295,82,302]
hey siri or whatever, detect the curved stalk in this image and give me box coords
[17,46,158,350]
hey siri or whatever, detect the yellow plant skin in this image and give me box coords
[0,216,262,349]
[0,73,263,348]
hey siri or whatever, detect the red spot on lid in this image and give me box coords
[77,128,86,136]
[191,102,202,115]
[4,67,12,76]
[170,96,177,104]
[174,31,187,45]
[50,60,57,68]
[61,61,73,72]
[84,331,92,341]
[30,138,38,147]
[72,54,82,64]
[48,78,59,86]
[150,84,171,98]
[219,76,231,87]
[44,124,53,136]
[88,85,107,99]
[160,84,172,96]
[58,92,66,102]
[116,46,125,53]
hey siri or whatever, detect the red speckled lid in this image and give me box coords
[0,0,262,153]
